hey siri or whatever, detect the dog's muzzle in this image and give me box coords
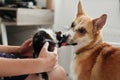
[56,32,77,47]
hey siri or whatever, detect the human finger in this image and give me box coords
[53,47,57,54]
[39,42,49,56]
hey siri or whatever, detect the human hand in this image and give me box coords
[38,42,58,72]
[19,39,33,57]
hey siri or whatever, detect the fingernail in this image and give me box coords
[44,42,49,47]
[45,42,49,45]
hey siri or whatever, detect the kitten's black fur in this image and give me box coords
[32,30,56,80]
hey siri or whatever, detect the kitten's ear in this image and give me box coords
[93,14,107,31]
[55,31,62,41]
[77,1,85,17]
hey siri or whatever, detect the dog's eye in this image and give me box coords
[77,27,86,34]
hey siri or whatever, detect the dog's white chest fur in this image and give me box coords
[70,60,80,80]
[70,53,92,80]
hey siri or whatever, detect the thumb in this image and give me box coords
[39,42,49,56]
[53,47,57,54]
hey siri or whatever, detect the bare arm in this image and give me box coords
[0,39,33,57]
[0,42,57,77]
[0,58,43,77]
[0,45,20,53]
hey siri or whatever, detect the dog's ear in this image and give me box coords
[93,14,107,32]
[77,1,85,17]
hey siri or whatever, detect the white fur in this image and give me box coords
[64,29,75,41]
[70,60,78,80]
[37,28,57,43]
[74,34,92,50]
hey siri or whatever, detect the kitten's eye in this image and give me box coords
[77,27,86,34]
[71,22,75,28]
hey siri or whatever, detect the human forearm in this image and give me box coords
[0,45,20,53]
[0,42,57,77]
[0,58,44,77]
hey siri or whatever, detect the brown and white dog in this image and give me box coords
[62,1,120,80]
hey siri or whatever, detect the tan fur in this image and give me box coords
[65,1,120,80]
